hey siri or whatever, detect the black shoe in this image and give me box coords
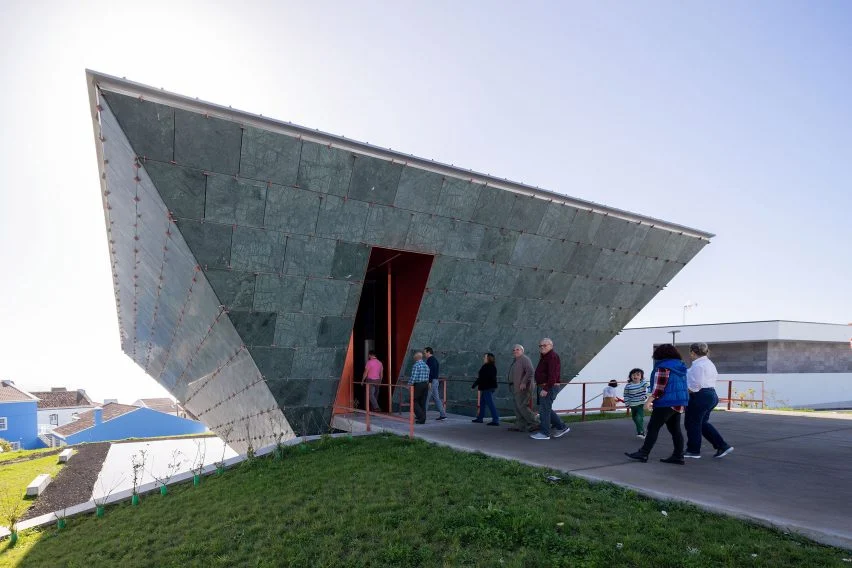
[436,416,447,421]
[415,420,426,425]
[471,419,484,423]
[486,421,500,426]
[714,446,734,458]
[625,451,648,463]
[660,456,685,465]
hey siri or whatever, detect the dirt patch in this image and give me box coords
[22,442,111,520]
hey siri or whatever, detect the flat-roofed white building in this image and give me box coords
[556,321,852,410]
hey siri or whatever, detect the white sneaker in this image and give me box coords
[552,427,570,438]
[636,434,646,439]
[529,432,551,440]
[683,452,702,459]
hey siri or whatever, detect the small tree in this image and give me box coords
[54,505,70,530]
[216,425,234,474]
[266,414,287,460]
[149,449,184,496]
[0,489,28,546]
[130,447,148,505]
[93,473,126,518]
[191,438,207,486]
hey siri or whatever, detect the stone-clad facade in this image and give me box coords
[88,71,712,446]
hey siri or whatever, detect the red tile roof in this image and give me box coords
[31,390,95,409]
[0,381,37,403]
[135,398,182,415]
[53,403,139,438]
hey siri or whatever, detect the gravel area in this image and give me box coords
[22,442,111,520]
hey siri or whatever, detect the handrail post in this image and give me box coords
[365,382,371,433]
[582,383,587,422]
[477,390,481,415]
[408,385,415,438]
[442,377,447,408]
[761,380,765,409]
[727,380,733,411]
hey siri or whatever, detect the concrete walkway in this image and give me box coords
[334,410,852,550]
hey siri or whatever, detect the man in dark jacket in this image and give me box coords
[530,338,569,440]
[424,347,447,420]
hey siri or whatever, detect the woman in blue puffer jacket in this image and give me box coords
[625,344,689,465]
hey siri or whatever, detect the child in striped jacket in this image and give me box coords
[622,368,649,438]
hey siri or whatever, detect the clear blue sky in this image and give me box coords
[0,1,849,403]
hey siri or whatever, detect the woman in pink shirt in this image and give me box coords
[363,350,384,412]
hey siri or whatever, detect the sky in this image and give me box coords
[0,1,850,404]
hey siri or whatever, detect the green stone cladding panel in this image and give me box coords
[98,96,292,448]
[102,88,709,433]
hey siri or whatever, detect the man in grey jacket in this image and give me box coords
[507,344,539,432]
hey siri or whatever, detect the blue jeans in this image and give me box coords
[427,380,446,418]
[537,385,565,436]
[476,389,499,423]
[685,388,728,453]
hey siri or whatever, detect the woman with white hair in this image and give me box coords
[683,343,733,459]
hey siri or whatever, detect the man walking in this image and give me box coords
[424,347,447,420]
[683,343,733,459]
[408,351,431,425]
[507,345,538,432]
[530,338,570,440]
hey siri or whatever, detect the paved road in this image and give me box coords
[336,410,852,549]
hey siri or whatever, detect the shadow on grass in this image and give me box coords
[3,435,849,567]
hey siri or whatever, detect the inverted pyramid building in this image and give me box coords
[86,70,712,451]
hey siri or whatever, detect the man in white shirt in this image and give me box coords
[684,343,733,459]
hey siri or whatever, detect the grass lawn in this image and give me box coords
[2,435,849,567]
[0,455,64,529]
[0,449,57,464]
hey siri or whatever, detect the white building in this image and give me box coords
[556,321,852,410]
[30,387,96,436]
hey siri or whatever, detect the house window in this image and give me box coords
[49,414,59,425]
[0,417,6,431]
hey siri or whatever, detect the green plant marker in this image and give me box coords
[160,485,168,496]
[217,466,224,475]
[9,532,17,546]
[131,494,139,506]
[96,506,104,518]
[193,474,200,486]
[299,444,308,452]
[57,518,66,530]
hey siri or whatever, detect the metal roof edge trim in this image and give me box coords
[85,70,714,240]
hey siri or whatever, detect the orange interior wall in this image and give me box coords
[390,255,434,381]
[333,333,355,414]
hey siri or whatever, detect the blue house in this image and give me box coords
[0,380,43,450]
[50,402,206,445]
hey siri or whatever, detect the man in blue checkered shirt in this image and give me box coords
[408,351,431,424]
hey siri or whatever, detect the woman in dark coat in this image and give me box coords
[471,352,499,425]
[625,344,689,464]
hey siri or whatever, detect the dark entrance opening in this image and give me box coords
[334,247,433,414]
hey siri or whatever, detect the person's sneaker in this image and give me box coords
[486,421,500,426]
[530,432,551,440]
[660,456,685,465]
[624,451,648,463]
[636,434,646,439]
[552,427,570,438]
[683,452,702,459]
[436,416,447,421]
[714,446,734,458]
[471,418,484,423]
